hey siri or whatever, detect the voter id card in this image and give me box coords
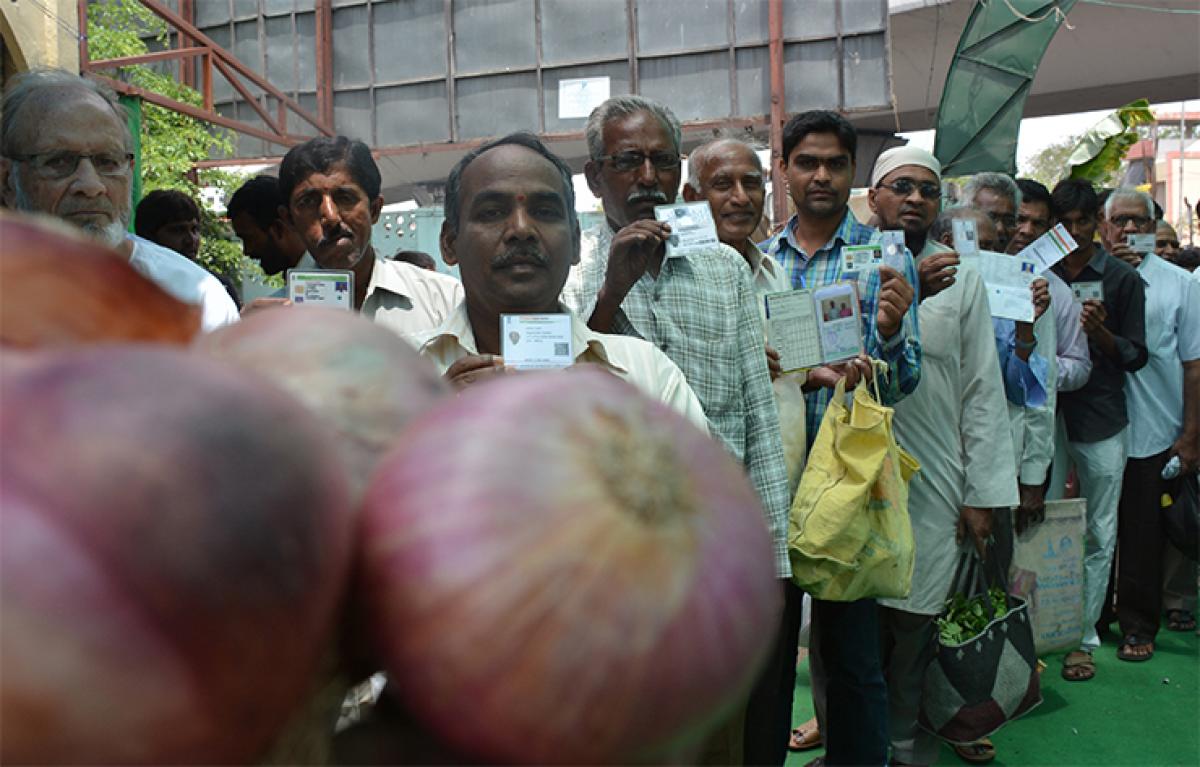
[287,269,353,310]
[952,218,980,258]
[1127,233,1156,254]
[1071,281,1104,303]
[841,244,884,273]
[879,230,908,270]
[500,313,573,370]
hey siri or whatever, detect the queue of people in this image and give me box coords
[2,67,1197,767]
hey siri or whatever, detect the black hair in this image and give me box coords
[393,249,437,271]
[1175,246,1200,272]
[781,110,857,166]
[226,175,286,230]
[134,189,200,239]
[1051,179,1099,220]
[444,131,577,236]
[1015,179,1051,209]
[278,136,381,207]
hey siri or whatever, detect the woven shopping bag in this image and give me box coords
[919,547,1042,744]
[787,370,919,602]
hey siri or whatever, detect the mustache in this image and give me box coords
[492,244,549,269]
[626,189,668,206]
[317,226,354,250]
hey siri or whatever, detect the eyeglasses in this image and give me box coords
[1109,214,1151,229]
[10,151,134,180]
[875,178,941,200]
[596,151,680,173]
[985,211,1017,230]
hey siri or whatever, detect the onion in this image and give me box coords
[0,346,353,764]
[359,368,782,763]
[0,211,200,347]
[197,307,449,496]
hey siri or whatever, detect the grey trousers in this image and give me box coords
[879,607,940,766]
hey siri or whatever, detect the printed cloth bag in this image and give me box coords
[919,548,1042,744]
[788,371,919,601]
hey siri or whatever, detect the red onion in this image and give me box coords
[0,212,200,347]
[359,368,782,763]
[197,307,449,496]
[0,346,353,763]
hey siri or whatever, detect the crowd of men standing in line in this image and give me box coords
[2,67,1198,767]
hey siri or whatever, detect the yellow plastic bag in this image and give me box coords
[788,371,919,601]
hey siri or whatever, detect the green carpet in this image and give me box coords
[785,623,1199,766]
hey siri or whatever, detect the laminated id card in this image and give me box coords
[1071,281,1104,303]
[287,269,354,310]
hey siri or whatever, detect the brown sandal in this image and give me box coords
[1061,650,1095,681]
[788,717,822,751]
[953,737,996,764]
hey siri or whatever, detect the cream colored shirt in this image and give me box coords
[361,255,464,337]
[410,301,710,430]
[742,241,808,497]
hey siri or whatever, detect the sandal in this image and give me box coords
[953,737,996,764]
[1166,609,1196,632]
[1061,650,1095,681]
[788,717,823,752]
[1117,636,1154,662]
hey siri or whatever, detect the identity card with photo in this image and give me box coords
[287,269,354,310]
[814,283,864,363]
[879,230,908,270]
[1016,223,1077,273]
[1071,281,1104,303]
[841,244,884,274]
[952,218,981,259]
[654,202,721,258]
[500,313,574,370]
[975,250,1040,323]
[764,289,824,373]
[1127,233,1156,254]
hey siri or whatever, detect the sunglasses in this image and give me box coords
[876,178,941,200]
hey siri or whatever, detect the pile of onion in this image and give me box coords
[358,368,782,763]
[0,346,354,764]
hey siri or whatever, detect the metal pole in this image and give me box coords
[77,0,88,73]
[768,0,787,228]
[1178,102,1186,229]
[316,0,335,131]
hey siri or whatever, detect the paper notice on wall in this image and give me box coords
[1010,499,1086,656]
[558,76,610,119]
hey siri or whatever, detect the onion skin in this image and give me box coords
[360,368,782,764]
[197,307,450,496]
[0,347,353,764]
[0,211,200,347]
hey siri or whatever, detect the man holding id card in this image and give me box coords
[410,131,705,428]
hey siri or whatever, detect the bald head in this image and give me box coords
[931,207,998,252]
[682,138,765,253]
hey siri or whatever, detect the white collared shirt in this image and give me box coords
[127,235,239,331]
[1126,253,1200,458]
[361,256,464,337]
[410,301,709,430]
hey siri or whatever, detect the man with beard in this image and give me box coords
[562,97,792,763]
[0,69,237,330]
[411,131,705,427]
[277,136,462,335]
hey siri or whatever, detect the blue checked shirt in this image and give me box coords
[760,210,922,447]
[563,224,794,578]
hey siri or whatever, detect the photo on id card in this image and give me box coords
[1071,281,1104,303]
[814,282,863,363]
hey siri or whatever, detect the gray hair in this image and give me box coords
[685,135,764,192]
[962,172,1022,211]
[584,95,682,161]
[1,68,132,156]
[1104,187,1156,220]
[929,205,991,244]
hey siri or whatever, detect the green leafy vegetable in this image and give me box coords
[935,587,1009,645]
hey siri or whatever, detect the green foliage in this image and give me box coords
[87,0,250,281]
[936,586,1009,646]
[1068,99,1156,186]
[1020,134,1080,190]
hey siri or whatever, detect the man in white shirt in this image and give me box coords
[278,136,462,336]
[0,69,237,331]
[1105,189,1200,662]
[411,131,706,428]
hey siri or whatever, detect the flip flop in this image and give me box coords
[788,719,823,751]
[1061,650,1095,681]
[953,737,996,764]
[1117,636,1154,662]
[1166,609,1196,632]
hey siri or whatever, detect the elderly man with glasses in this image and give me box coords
[0,69,238,331]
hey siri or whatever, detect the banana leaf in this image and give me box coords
[1067,99,1156,184]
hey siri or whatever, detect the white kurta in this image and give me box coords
[879,261,1019,616]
